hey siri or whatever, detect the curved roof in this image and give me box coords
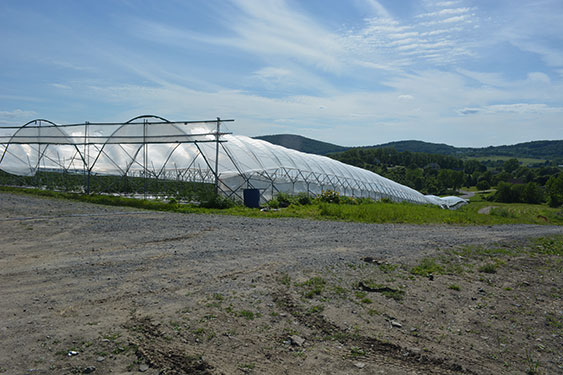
[0,116,458,207]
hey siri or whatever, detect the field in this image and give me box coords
[1,192,562,374]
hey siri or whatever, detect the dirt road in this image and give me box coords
[1,192,561,374]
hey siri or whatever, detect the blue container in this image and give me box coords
[243,188,261,208]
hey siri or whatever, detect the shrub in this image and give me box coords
[478,263,498,274]
[476,180,490,190]
[340,196,358,205]
[276,192,293,208]
[267,198,280,209]
[318,190,340,204]
[296,192,312,205]
[200,194,236,209]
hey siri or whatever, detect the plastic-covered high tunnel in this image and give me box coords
[0,115,466,208]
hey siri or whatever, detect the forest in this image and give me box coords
[329,147,563,207]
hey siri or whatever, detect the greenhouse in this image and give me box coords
[0,115,465,208]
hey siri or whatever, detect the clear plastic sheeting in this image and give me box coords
[0,115,461,208]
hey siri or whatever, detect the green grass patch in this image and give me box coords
[532,236,563,255]
[448,284,461,291]
[411,258,444,276]
[478,263,498,274]
[296,277,326,298]
[2,185,562,226]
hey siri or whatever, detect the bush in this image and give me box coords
[276,192,293,208]
[476,180,490,190]
[267,198,280,209]
[200,194,236,209]
[340,196,358,205]
[546,174,563,207]
[522,182,544,204]
[318,190,340,204]
[296,192,312,205]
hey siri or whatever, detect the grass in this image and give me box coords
[1,185,562,226]
[296,277,326,298]
[478,263,498,274]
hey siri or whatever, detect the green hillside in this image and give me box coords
[255,134,562,162]
[370,140,563,161]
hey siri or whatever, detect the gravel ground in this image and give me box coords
[1,192,562,374]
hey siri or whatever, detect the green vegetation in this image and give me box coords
[329,146,562,199]
[2,185,562,226]
[296,276,326,298]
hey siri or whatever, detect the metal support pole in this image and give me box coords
[214,117,220,195]
[85,121,90,194]
[143,119,147,198]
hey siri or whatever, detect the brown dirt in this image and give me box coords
[0,192,562,374]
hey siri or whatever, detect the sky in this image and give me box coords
[0,0,562,147]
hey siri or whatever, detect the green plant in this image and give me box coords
[238,310,255,320]
[478,263,498,274]
[318,190,340,204]
[448,284,461,291]
[298,277,326,298]
[411,258,444,276]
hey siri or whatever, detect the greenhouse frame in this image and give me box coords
[0,115,465,208]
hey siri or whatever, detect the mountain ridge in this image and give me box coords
[253,134,563,161]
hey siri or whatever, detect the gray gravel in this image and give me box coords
[1,192,562,373]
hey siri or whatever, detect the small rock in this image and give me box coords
[289,335,305,347]
[427,273,434,281]
[83,366,96,374]
[354,362,366,369]
[139,364,149,372]
[391,320,402,328]
[96,356,105,362]
[67,350,79,357]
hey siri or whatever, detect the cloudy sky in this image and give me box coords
[1,0,562,147]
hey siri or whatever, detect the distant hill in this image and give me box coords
[254,134,349,155]
[255,135,563,161]
[369,140,563,160]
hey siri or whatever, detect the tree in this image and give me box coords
[546,174,563,207]
[522,182,544,204]
[503,158,520,173]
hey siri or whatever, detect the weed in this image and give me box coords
[479,263,498,274]
[239,362,256,370]
[354,291,367,299]
[378,263,398,273]
[278,273,291,286]
[367,309,381,316]
[411,258,444,276]
[350,346,365,357]
[545,313,562,330]
[448,284,461,291]
[306,305,324,315]
[360,297,372,304]
[533,236,563,255]
[525,349,540,375]
[297,276,326,298]
[238,310,255,320]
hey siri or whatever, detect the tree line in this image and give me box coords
[329,148,563,207]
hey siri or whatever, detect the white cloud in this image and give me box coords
[51,83,72,90]
[0,109,38,125]
[458,103,563,115]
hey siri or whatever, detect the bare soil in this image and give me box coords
[0,192,561,375]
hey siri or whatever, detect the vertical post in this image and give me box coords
[85,121,90,194]
[143,119,147,199]
[214,117,220,195]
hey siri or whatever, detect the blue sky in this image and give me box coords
[1,0,562,147]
